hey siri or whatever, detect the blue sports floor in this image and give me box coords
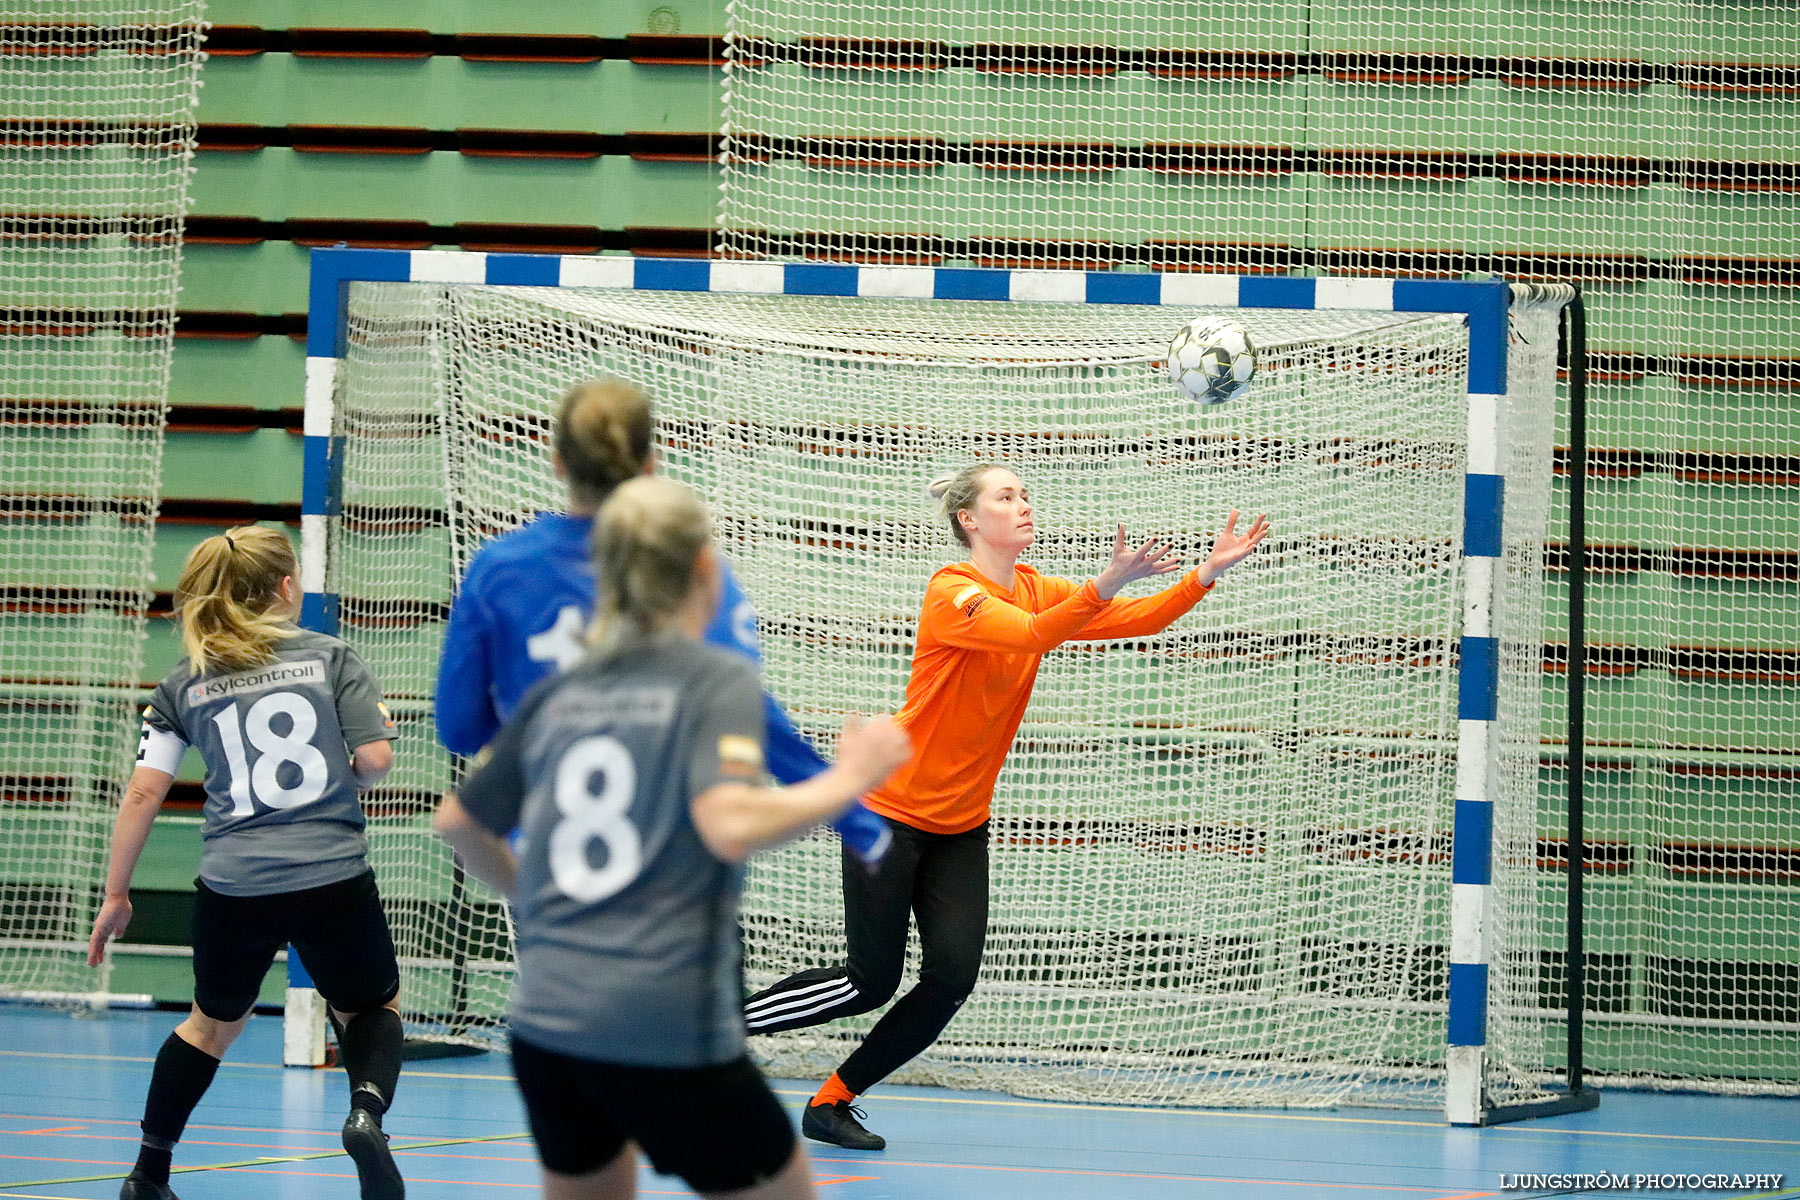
[0,1007,1793,1199]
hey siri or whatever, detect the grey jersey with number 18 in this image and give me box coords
[137,628,396,897]
[456,637,766,1069]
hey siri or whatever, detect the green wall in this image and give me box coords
[111,2,1799,1075]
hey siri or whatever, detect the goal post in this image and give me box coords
[298,247,1581,1124]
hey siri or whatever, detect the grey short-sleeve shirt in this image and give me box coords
[457,637,766,1068]
[137,628,396,896]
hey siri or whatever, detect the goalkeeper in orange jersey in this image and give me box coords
[744,463,1269,1150]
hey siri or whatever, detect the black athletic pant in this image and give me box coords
[743,816,988,1095]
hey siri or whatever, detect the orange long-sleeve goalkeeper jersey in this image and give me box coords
[865,561,1214,835]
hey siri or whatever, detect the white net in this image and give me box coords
[717,0,1800,1100]
[0,7,204,1002]
[333,279,1559,1107]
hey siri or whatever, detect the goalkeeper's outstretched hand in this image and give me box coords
[832,800,893,870]
[1196,510,1270,587]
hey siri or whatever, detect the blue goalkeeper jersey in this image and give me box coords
[433,510,829,785]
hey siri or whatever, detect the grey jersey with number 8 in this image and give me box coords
[138,628,396,897]
[456,637,766,1068]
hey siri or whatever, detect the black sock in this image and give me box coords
[338,1008,403,1122]
[131,1136,173,1184]
[135,1033,220,1182]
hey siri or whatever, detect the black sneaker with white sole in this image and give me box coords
[342,1108,405,1200]
[801,1100,886,1151]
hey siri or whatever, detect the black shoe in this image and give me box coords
[342,1108,405,1200]
[801,1100,886,1151]
[119,1175,179,1200]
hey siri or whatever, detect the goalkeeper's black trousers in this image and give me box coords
[742,815,989,1095]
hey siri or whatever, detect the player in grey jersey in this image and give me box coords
[87,526,406,1200]
[434,477,910,1200]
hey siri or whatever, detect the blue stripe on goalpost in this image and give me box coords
[484,252,562,288]
[1459,636,1501,723]
[1448,962,1491,1047]
[299,250,1515,1113]
[1453,797,1495,888]
[1464,473,1505,560]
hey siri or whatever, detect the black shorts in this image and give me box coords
[191,869,399,1022]
[509,1035,796,1191]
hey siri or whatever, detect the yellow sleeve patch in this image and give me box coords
[952,584,984,609]
[719,735,764,769]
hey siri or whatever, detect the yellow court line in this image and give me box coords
[0,1108,522,1144]
[0,1047,515,1077]
[6,1046,1794,1151]
[1480,1125,1800,1148]
[0,1132,531,1191]
[809,1152,1470,1193]
[0,1049,156,1067]
[763,1085,1800,1149]
[771,1087,1447,1127]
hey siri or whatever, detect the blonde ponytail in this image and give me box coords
[586,477,714,659]
[174,526,299,675]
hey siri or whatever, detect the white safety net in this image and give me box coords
[0,6,205,1003]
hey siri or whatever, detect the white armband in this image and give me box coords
[136,722,187,775]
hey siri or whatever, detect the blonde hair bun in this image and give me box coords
[555,378,653,509]
[927,463,1004,547]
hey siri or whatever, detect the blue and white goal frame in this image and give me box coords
[298,247,1587,1125]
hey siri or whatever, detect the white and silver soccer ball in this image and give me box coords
[1167,316,1256,405]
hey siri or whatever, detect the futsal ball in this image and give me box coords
[1167,316,1256,406]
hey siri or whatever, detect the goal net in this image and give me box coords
[0,8,205,1004]
[329,272,1560,1109]
[716,0,1800,1097]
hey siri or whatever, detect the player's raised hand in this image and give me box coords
[1197,510,1270,586]
[1094,524,1183,599]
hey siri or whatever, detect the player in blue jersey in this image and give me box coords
[434,378,890,863]
[88,527,405,1200]
[433,477,910,1199]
